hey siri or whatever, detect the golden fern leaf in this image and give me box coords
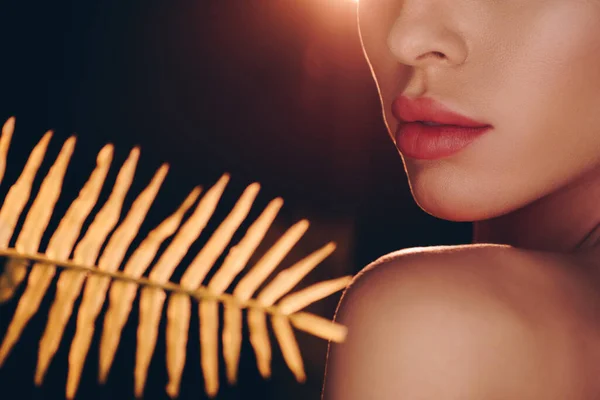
[0,117,351,399]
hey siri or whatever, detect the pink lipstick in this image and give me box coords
[392,96,492,160]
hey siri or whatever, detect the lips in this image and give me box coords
[391,96,490,128]
[391,96,493,160]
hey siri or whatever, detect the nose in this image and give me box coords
[387,4,468,68]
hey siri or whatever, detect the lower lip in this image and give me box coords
[395,123,492,160]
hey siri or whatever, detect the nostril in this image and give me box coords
[416,51,446,62]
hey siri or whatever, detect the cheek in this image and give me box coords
[498,8,600,117]
[490,8,600,178]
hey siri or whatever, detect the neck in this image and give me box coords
[472,167,600,254]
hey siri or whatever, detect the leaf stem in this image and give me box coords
[0,249,281,316]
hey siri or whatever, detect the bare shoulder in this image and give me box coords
[342,244,598,326]
[322,244,600,400]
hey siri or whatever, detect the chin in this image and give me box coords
[405,166,515,223]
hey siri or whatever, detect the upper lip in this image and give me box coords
[392,96,491,128]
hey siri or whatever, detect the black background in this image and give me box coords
[0,1,471,399]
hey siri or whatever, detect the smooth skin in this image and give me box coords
[322,0,600,398]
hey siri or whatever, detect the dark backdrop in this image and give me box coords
[0,1,471,399]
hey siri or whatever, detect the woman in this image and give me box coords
[322,1,600,398]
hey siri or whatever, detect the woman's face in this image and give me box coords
[359,0,600,221]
